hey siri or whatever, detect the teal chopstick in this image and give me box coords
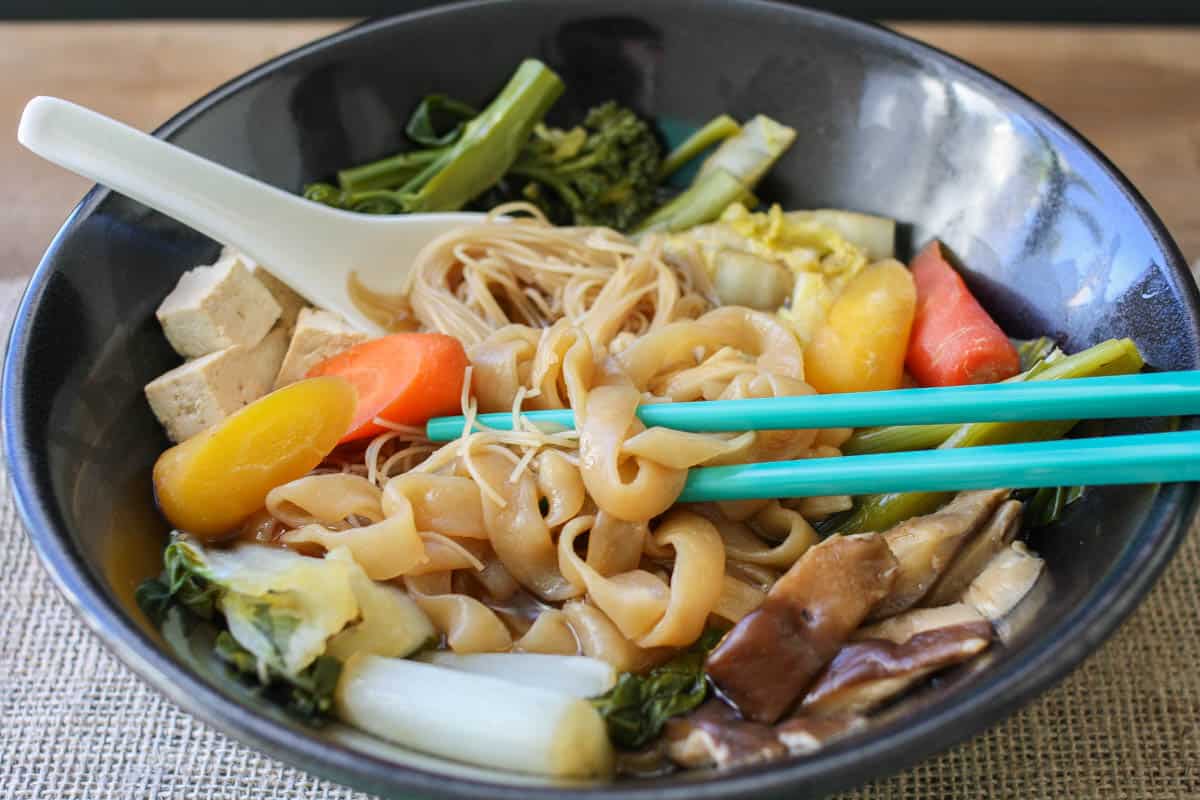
[676,429,1200,502]
[424,371,1200,441]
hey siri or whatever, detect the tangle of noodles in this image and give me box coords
[263,206,852,665]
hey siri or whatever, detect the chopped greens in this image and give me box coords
[1015,336,1058,371]
[1023,485,1086,527]
[136,541,351,724]
[302,60,796,232]
[138,539,438,726]
[135,540,218,624]
[215,631,343,720]
[591,628,723,749]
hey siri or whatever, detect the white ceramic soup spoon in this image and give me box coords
[18,95,484,335]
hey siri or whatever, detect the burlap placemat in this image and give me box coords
[1,275,1197,800]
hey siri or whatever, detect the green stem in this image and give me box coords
[843,424,961,456]
[658,114,740,180]
[336,148,445,193]
[403,59,565,213]
[842,338,1144,457]
[633,168,747,234]
[836,337,1144,533]
[636,114,794,234]
[508,163,583,210]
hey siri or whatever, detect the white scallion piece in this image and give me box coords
[418,652,617,698]
[336,654,614,778]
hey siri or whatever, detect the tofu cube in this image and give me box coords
[220,246,307,331]
[251,267,307,331]
[145,326,289,442]
[156,255,282,358]
[274,308,368,389]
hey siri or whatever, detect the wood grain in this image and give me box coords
[1,21,1197,278]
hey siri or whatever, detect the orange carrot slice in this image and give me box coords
[307,332,469,443]
[906,241,1020,386]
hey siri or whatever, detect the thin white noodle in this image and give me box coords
[462,432,507,508]
[370,418,427,435]
[419,530,486,571]
[364,432,401,486]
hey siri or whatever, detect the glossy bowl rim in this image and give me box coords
[5,2,1198,798]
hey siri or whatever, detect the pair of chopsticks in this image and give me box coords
[424,372,1200,502]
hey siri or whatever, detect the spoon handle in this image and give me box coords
[17,95,379,328]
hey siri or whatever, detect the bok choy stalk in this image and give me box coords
[836,337,1145,533]
[136,540,435,722]
[419,652,617,698]
[305,59,564,214]
[137,540,355,719]
[337,654,615,778]
[635,115,796,234]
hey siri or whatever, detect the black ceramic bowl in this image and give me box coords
[5,2,1198,798]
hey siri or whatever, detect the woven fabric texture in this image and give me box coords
[1,279,1198,799]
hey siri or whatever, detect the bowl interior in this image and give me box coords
[6,1,1198,798]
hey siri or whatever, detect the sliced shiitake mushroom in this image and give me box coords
[854,602,985,643]
[705,533,897,723]
[663,700,786,769]
[775,713,867,756]
[800,622,993,715]
[923,499,1023,607]
[963,541,1045,622]
[666,702,868,766]
[869,489,1009,621]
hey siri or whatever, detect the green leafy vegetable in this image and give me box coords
[324,147,446,198]
[136,540,367,725]
[135,541,218,624]
[215,631,342,721]
[305,59,564,216]
[635,115,796,233]
[591,628,723,749]
[1022,485,1086,527]
[505,101,664,229]
[300,64,799,233]
[633,168,749,235]
[1010,337,1082,526]
[405,94,478,147]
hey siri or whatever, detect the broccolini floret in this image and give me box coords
[507,101,663,230]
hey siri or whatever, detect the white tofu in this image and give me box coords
[252,267,307,331]
[145,326,289,442]
[220,245,307,331]
[274,308,369,389]
[156,255,281,358]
